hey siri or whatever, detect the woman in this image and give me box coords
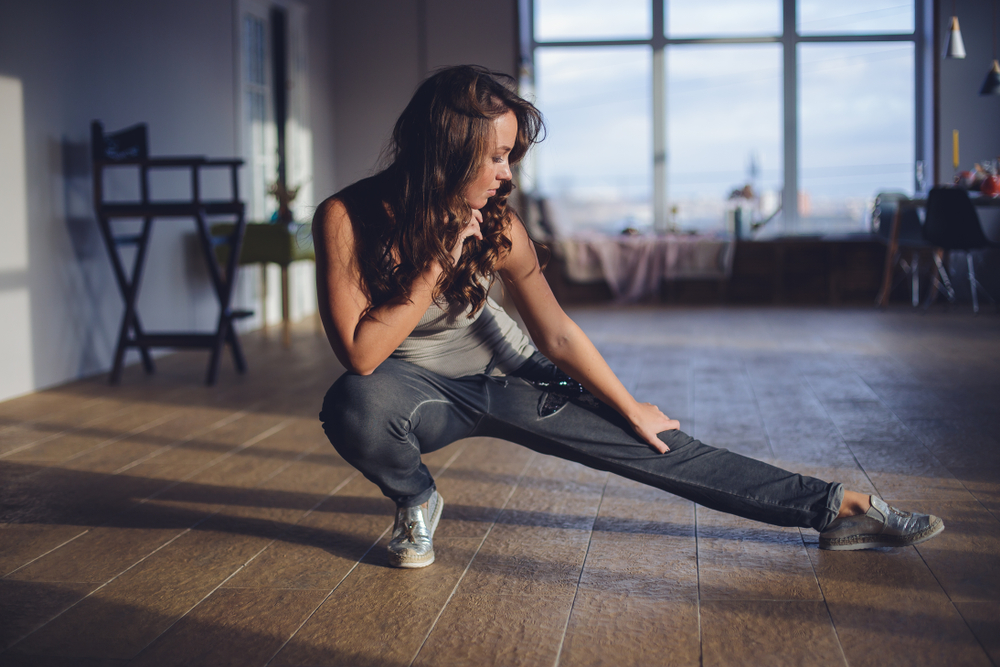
[314,65,942,569]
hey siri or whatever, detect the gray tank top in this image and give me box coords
[391,294,536,378]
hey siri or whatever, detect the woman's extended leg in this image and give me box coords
[476,369,844,532]
[476,355,942,549]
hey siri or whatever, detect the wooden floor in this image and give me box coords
[1,306,999,667]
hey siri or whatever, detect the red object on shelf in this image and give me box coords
[982,175,1000,197]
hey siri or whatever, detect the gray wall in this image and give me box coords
[937,0,1000,184]
[328,0,519,189]
[937,0,1000,297]
[0,0,337,401]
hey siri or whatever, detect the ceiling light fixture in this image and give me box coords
[945,1,967,59]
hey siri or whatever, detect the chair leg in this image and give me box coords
[966,253,998,315]
[924,251,956,310]
[911,253,919,308]
[967,253,979,314]
[926,250,941,305]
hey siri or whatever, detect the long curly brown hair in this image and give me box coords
[344,65,544,315]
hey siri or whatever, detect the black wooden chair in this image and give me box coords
[91,121,252,384]
[922,186,998,314]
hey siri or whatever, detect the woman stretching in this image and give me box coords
[314,65,943,569]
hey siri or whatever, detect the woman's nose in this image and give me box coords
[498,164,512,181]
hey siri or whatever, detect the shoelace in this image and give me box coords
[403,520,418,543]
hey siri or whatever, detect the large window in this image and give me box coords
[526,0,928,236]
[534,47,652,232]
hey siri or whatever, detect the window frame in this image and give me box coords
[522,0,933,233]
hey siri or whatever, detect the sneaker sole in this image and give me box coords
[388,552,435,568]
[819,517,944,551]
[387,494,445,569]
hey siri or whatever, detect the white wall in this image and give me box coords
[0,74,32,400]
[0,0,337,401]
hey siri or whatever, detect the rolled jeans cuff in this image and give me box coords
[400,484,437,509]
[819,482,845,532]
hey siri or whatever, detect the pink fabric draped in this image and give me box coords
[559,233,734,303]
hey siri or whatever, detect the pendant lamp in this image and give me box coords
[982,1,1000,95]
[982,61,1000,95]
[945,16,967,58]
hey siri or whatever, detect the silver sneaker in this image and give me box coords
[819,496,944,551]
[387,491,444,568]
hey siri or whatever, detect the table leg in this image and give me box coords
[282,264,290,348]
[877,207,902,308]
[260,262,268,333]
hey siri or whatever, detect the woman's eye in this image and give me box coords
[493,156,506,164]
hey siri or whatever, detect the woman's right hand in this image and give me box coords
[449,209,484,265]
[627,401,681,454]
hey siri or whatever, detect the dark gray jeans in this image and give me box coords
[320,353,844,532]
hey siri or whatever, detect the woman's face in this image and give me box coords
[463,110,517,210]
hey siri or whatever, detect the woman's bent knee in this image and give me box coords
[320,371,402,459]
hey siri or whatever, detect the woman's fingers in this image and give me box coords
[631,402,680,453]
[466,209,484,240]
[643,432,670,454]
[450,211,484,263]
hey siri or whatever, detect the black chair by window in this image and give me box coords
[922,186,998,314]
[872,191,930,307]
[91,121,252,384]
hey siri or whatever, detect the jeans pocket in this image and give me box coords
[538,391,570,417]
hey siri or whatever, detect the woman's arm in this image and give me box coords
[313,197,483,375]
[498,216,680,452]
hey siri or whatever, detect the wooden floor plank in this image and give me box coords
[413,593,570,667]
[220,474,390,591]
[0,524,90,577]
[576,477,698,600]
[268,536,484,667]
[128,588,330,667]
[58,405,251,474]
[455,456,605,599]
[7,529,272,661]
[0,580,98,651]
[696,507,822,602]
[807,544,991,666]
[561,596,701,667]
[911,500,1000,604]
[700,600,843,667]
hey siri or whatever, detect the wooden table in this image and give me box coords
[211,222,315,347]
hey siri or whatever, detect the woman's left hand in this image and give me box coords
[449,209,484,265]
[627,402,680,454]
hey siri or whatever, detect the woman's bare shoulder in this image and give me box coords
[311,198,354,260]
[315,174,392,234]
[314,195,349,227]
[497,211,538,271]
